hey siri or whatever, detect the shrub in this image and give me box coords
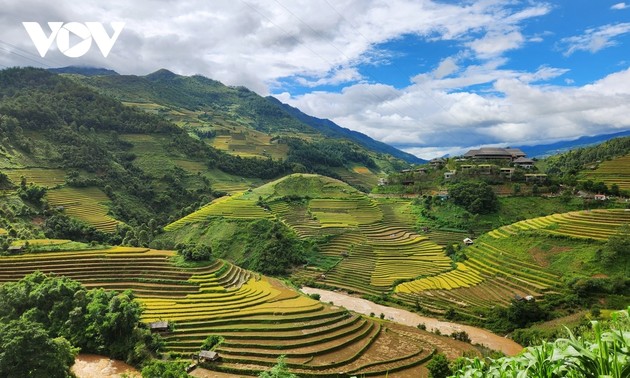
[427,353,452,378]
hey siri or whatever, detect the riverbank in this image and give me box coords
[301,287,523,356]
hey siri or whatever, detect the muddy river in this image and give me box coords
[72,354,140,378]
[302,286,523,356]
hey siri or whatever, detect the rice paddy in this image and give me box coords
[46,187,120,232]
[0,244,457,376]
[3,168,66,188]
[582,154,630,190]
[488,209,630,241]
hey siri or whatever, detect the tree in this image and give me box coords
[141,360,192,378]
[0,272,160,366]
[0,318,78,378]
[427,353,452,378]
[176,243,214,262]
[259,355,297,378]
[506,298,548,329]
[512,183,521,196]
[448,181,498,214]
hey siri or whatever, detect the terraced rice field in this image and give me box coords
[0,246,446,376]
[391,209,630,315]
[165,194,273,231]
[46,187,120,232]
[583,154,630,190]
[3,168,66,188]
[279,196,455,295]
[394,240,559,316]
[487,209,630,241]
[210,182,251,194]
[269,201,326,237]
[309,197,383,228]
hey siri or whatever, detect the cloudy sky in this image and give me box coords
[1,0,630,158]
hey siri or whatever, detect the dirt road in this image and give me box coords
[302,287,523,356]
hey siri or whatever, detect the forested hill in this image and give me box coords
[545,136,630,175]
[71,68,421,164]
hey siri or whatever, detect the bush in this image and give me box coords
[451,330,471,343]
[176,243,214,262]
[308,293,321,300]
[141,360,192,378]
[427,353,452,378]
[200,335,224,350]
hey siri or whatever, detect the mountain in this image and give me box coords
[0,66,420,235]
[71,69,420,163]
[267,97,426,164]
[516,130,630,158]
[48,66,119,76]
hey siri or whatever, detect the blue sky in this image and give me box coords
[1,0,629,158]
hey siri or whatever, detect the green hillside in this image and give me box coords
[164,173,630,334]
[0,67,412,236]
[71,68,412,189]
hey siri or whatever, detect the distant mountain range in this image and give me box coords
[516,130,630,158]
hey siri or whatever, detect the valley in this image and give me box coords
[0,67,628,377]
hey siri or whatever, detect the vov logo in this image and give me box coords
[23,22,125,58]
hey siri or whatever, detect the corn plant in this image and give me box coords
[450,308,629,378]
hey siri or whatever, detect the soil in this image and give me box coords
[72,354,140,378]
[529,246,571,268]
[591,273,609,278]
[302,287,523,356]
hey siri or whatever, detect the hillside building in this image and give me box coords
[463,147,526,161]
[444,170,456,180]
[513,157,535,169]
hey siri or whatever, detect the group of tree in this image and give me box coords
[448,181,499,214]
[242,219,314,275]
[176,243,214,262]
[0,272,162,377]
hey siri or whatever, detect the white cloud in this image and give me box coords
[1,0,552,94]
[561,23,630,56]
[611,2,628,10]
[433,57,459,79]
[468,31,525,58]
[280,67,630,159]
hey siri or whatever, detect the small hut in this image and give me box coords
[199,350,220,362]
[463,238,474,245]
[7,245,24,254]
[148,321,169,333]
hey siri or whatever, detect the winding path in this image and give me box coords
[302,287,523,356]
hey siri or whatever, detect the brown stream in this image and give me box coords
[72,354,140,378]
